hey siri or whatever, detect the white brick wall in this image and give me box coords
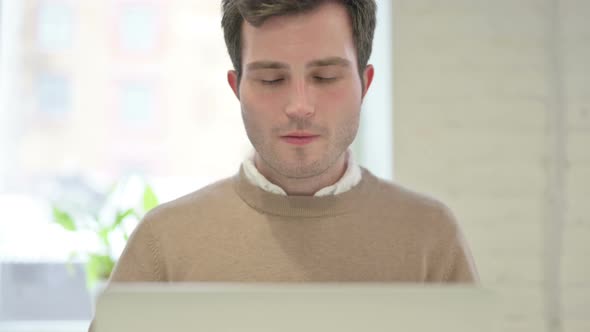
[393,0,589,331]
[562,0,590,329]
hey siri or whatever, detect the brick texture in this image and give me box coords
[393,0,589,331]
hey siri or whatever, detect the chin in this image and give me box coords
[277,159,331,179]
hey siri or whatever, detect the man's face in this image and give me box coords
[228,2,373,180]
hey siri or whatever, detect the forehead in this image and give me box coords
[240,2,357,68]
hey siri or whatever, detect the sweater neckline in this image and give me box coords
[233,165,377,218]
[241,149,362,197]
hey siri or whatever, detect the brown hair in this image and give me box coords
[221,0,377,80]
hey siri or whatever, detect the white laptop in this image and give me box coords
[94,283,499,332]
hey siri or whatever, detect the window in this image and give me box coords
[36,71,72,117]
[0,0,394,324]
[36,0,73,52]
[114,1,163,56]
[118,79,158,129]
[0,1,249,322]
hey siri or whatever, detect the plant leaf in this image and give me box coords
[52,206,77,231]
[85,254,115,289]
[98,228,111,248]
[111,208,135,232]
[142,185,158,212]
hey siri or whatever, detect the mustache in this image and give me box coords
[272,119,327,135]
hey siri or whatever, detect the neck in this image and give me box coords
[254,151,349,196]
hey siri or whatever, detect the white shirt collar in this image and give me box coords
[242,149,362,196]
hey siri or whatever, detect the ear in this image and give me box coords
[361,64,374,99]
[227,70,240,100]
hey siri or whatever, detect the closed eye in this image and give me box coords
[314,76,337,82]
[261,78,284,85]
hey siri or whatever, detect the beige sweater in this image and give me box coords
[109,166,479,283]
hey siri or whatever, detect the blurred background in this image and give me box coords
[0,0,588,331]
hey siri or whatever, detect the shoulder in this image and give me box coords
[139,175,238,231]
[363,170,474,273]
[362,168,461,236]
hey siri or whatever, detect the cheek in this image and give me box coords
[241,85,285,116]
[328,87,359,101]
[240,91,284,135]
[317,84,362,114]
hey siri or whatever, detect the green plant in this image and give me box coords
[51,180,159,289]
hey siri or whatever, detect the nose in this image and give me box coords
[284,79,315,119]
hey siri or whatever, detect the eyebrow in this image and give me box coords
[245,57,351,71]
[306,57,351,68]
[246,61,289,71]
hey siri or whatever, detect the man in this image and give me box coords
[108,0,478,285]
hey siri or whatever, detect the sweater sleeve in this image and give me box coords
[428,204,480,283]
[442,225,480,283]
[88,212,164,332]
[109,210,165,282]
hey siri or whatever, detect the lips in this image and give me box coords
[281,132,319,146]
